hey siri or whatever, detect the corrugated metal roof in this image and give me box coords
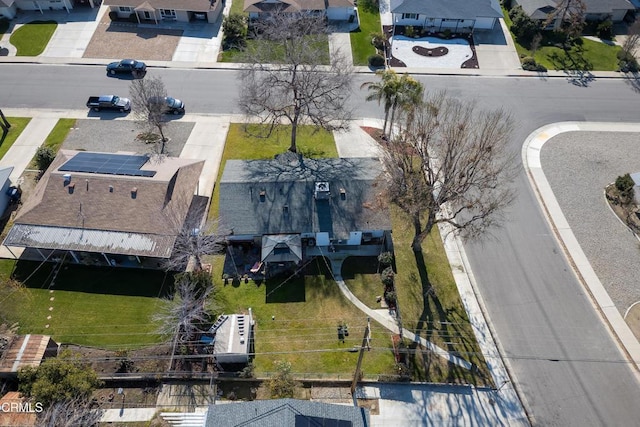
[3,224,176,258]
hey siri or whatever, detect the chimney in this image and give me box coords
[314,182,330,200]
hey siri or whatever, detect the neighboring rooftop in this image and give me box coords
[103,0,219,12]
[4,150,204,258]
[0,335,58,377]
[391,0,502,18]
[219,156,390,239]
[205,398,370,426]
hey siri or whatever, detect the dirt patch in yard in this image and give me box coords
[83,14,182,61]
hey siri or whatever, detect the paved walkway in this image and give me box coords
[522,122,640,372]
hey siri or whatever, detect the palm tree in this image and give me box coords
[360,69,399,136]
[388,74,424,135]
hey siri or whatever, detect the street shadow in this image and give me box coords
[86,110,132,119]
[622,71,640,93]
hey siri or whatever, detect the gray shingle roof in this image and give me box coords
[392,0,503,19]
[515,0,634,18]
[205,398,370,426]
[219,156,390,239]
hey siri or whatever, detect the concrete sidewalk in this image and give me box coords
[0,117,58,183]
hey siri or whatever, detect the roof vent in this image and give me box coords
[131,187,137,199]
[340,188,346,200]
[68,183,75,194]
[109,185,114,193]
[283,205,289,215]
[63,174,71,185]
[314,182,330,200]
[259,190,266,202]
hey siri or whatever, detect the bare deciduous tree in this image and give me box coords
[544,0,586,40]
[154,271,217,371]
[130,76,170,154]
[623,21,640,58]
[381,91,518,251]
[239,13,353,153]
[35,397,103,427]
[162,200,225,272]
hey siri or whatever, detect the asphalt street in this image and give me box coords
[3,64,640,426]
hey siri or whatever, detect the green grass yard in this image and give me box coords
[350,7,383,66]
[220,35,330,64]
[10,21,57,56]
[343,206,492,385]
[212,257,397,376]
[0,117,31,160]
[502,7,621,71]
[1,261,174,348]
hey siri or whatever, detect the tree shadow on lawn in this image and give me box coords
[407,250,489,385]
[12,261,174,298]
[548,44,595,87]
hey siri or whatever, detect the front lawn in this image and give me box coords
[220,35,331,64]
[350,6,382,66]
[10,21,57,56]
[534,38,620,71]
[502,7,621,71]
[343,206,492,385]
[0,117,31,160]
[2,262,174,348]
[27,118,75,169]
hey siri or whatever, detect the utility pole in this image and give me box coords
[350,317,371,397]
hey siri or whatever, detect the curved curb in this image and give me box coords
[522,121,640,371]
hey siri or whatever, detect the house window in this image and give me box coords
[160,9,176,19]
[402,13,418,20]
[119,6,132,11]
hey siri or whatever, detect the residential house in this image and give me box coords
[1,0,99,16]
[0,0,16,19]
[513,0,635,24]
[390,0,503,31]
[2,150,204,269]
[103,0,223,24]
[219,154,392,276]
[243,0,356,21]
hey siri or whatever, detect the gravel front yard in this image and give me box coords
[541,131,640,330]
[62,119,195,157]
[83,13,182,60]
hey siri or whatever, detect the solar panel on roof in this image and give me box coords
[59,153,156,178]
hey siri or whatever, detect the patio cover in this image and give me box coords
[261,234,302,263]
